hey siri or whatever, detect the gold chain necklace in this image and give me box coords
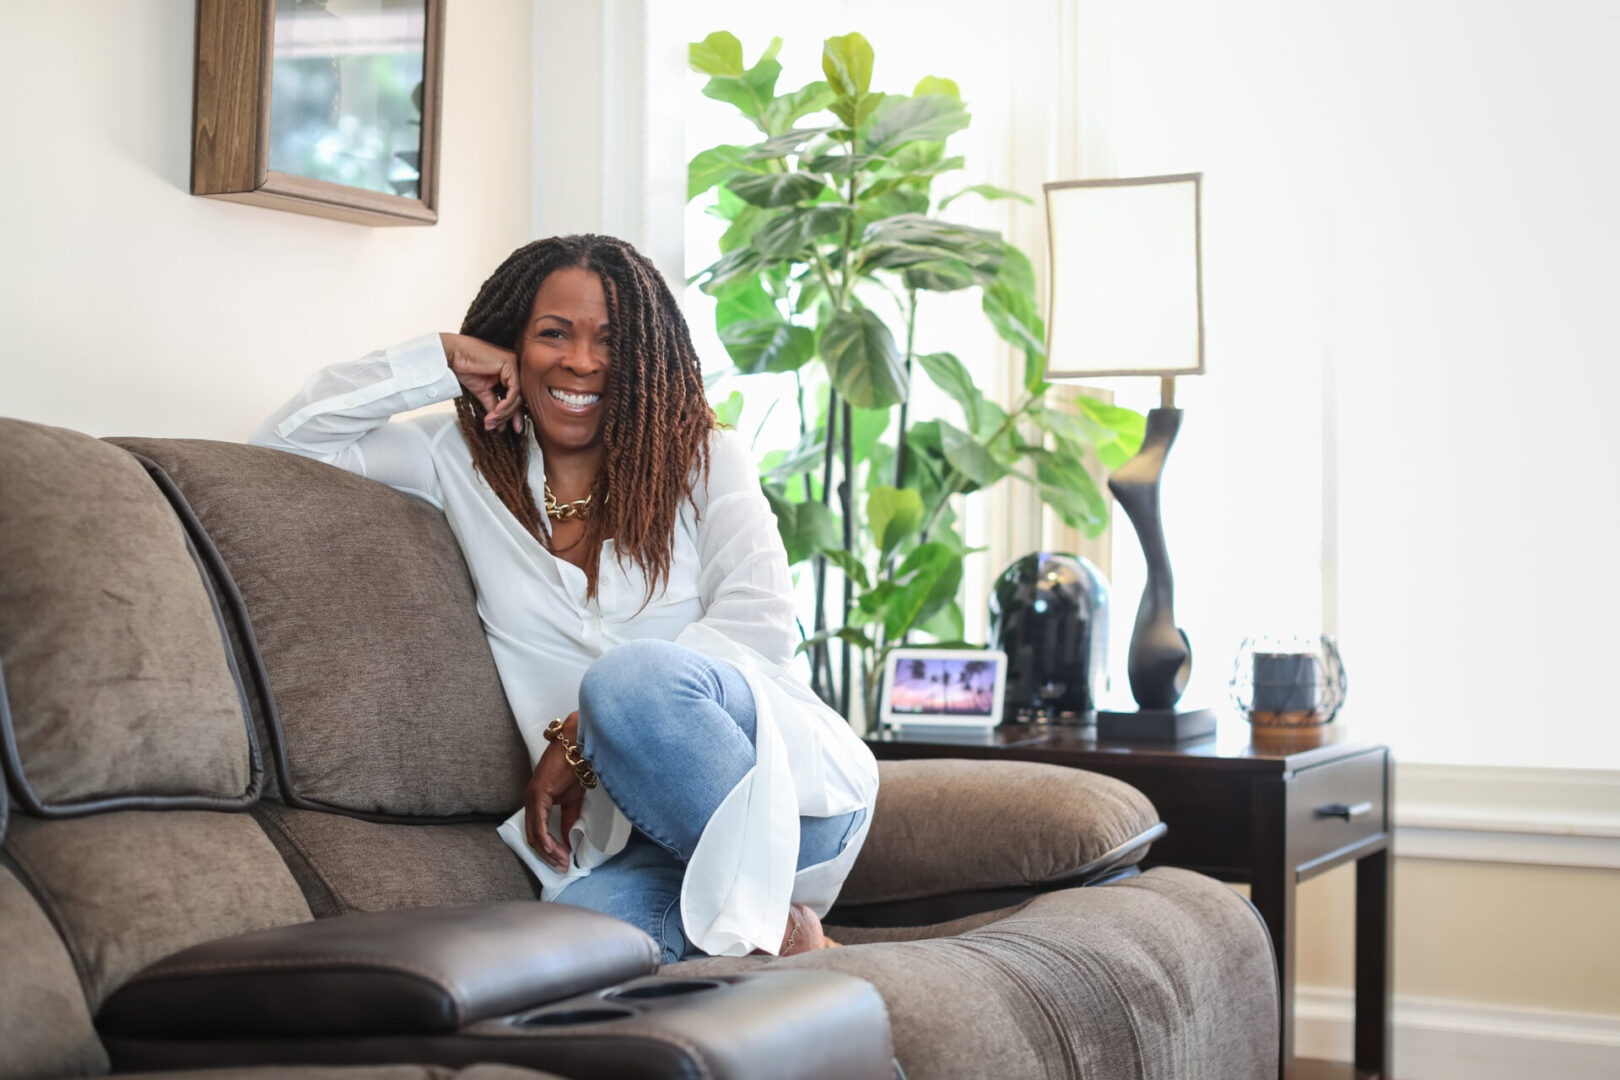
[543,483,593,521]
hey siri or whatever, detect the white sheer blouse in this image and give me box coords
[250,333,879,956]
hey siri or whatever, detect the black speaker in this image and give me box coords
[988,552,1110,723]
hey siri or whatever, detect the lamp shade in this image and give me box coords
[1043,174,1204,379]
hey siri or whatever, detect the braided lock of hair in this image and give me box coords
[454,235,714,602]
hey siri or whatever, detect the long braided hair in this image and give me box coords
[454,235,715,602]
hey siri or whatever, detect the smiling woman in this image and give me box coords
[249,233,879,965]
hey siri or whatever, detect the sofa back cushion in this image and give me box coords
[0,863,109,1079]
[3,811,313,1011]
[112,439,529,821]
[0,420,259,815]
[255,805,538,917]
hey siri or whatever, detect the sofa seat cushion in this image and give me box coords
[3,811,312,1009]
[0,420,258,815]
[0,864,109,1080]
[112,438,529,822]
[835,759,1160,908]
[669,867,1279,1080]
[254,804,538,918]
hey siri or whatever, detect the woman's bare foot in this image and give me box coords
[780,903,841,955]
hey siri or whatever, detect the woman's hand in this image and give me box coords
[523,710,586,872]
[440,333,524,434]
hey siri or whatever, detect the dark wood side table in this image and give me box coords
[868,720,1392,1080]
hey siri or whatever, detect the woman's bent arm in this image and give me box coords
[249,333,461,506]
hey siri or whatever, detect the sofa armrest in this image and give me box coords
[97,901,658,1039]
[835,759,1163,908]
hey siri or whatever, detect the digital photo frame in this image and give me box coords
[879,648,1008,731]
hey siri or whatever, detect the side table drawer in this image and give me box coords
[1287,750,1388,878]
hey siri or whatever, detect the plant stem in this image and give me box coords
[811,389,840,700]
[838,398,855,718]
[893,289,918,491]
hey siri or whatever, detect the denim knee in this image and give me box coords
[578,640,685,742]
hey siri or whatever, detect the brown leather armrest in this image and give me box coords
[97,901,658,1039]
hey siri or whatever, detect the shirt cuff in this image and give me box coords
[389,333,461,412]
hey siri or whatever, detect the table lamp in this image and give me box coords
[1043,173,1216,742]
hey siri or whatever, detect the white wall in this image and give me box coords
[0,1,535,441]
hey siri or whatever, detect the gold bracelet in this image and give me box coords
[543,718,598,789]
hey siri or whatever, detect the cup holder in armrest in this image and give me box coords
[517,1006,637,1027]
[512,978,723,1027]
[608,978,724,1000]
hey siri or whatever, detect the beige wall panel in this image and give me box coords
[1289,859,1620,1015]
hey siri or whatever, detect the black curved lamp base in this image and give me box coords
[1097,706,1217,743]
[1099,405,1214,742]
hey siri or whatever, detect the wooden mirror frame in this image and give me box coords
[192,0,444,226]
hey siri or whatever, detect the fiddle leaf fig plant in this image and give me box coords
[689,31,1144,721]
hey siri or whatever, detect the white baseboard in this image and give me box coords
[1294,985,1620,1080]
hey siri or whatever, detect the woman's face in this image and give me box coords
[518,266,614,457]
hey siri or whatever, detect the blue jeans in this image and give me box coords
[551,639,865,962]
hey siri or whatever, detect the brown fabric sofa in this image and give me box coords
[0,417,1279,1080]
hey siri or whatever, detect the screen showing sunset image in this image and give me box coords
[889,657,999,716]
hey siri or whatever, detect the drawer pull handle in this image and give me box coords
[1315,801,1373,821]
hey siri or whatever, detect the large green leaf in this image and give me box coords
[821,32,875,96]
[743,126,839,161]
[1074,396,1147,467]
[883,542,964,639]
[901,259,977,292]
[912,75,961,100]
[763,426,828,482]
[763,81,837,134]
[997,241,1038,295]
[703,57,784,128]
[981,243,1047,387]
[849,406,891,465]
[712,275,778,330]
[795,625,874,656]
[865,94,970,153]
[853,191,931,235]
[719,319,815,374]
[712,389,744,428]
[698,244,771,294]
[829,91,887,132]
[867,486,924,560]
[820,548,871,591]
[688,145,759,202]
[939,420,1007,488]
[859,214,1003,272]
[938,183,1034,211]
[820,307,907,409]
[1034,455,1109,537]
[689,32,743,76]
[763,484,841,564]
[718,201,766,253]
[726,172,830,208]
[902,420,952,503]
[750,204,852,257]
[917,352,983,431]
[915,598,965,641]
[801,151,886,175]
